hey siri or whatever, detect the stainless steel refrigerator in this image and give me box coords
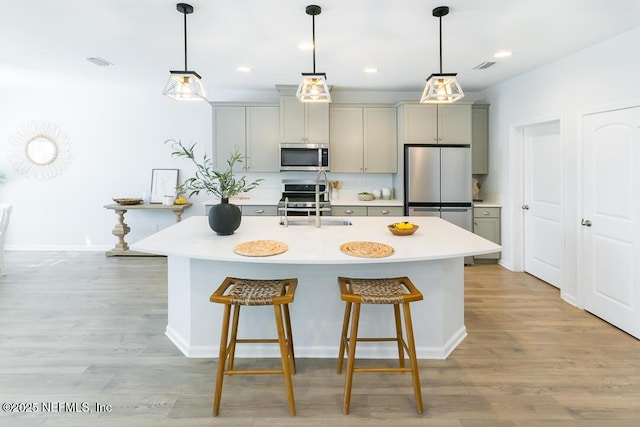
[404,144,472,232]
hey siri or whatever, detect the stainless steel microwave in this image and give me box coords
[279,143,329,171]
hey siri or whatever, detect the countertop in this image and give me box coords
[473,201,502,208]
[131,215,501,264]
[204,197,403,207]
[204,197,278,206]
[330,198,403,207]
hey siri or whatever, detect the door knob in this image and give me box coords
[581,219,592,227]
[522,204,529,210]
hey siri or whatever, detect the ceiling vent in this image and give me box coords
[473,61,496,70]
[86,57,113,66]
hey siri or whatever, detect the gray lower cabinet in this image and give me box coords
[205,204,277,216]
[331,205,403,217]
[331,206,368,216]
[241,205,278,216]
[366,206,404,217]
[473,207,501,260]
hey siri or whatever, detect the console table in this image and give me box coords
[103,203,192,256]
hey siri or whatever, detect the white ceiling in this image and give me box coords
[2,0,640,96]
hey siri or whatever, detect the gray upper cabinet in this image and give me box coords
[472,104,490,175]
[213,105,280,172]
[330,105,397,173]
[398,103,471,145]
[364,107,397,173]
[279,95,329,144]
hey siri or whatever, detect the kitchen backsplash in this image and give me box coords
[240,171,396,199]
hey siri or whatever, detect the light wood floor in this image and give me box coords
[0,252,638,426]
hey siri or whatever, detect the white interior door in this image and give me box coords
[582,107,640,339]
[523,121,563,288]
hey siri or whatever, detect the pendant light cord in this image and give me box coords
[183,10,188,71]
[438,15,443,74]
[312,14,316,73]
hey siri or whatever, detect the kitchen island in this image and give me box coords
[131,216,500,359]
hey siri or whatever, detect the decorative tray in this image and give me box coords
[340,241,395,258]
[233,240,288,257]
[113,198,142,205]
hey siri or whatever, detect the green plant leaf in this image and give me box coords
[165,139,263,199]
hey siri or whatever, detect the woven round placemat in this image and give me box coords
[340,241,395,258]
[233,240,288,257]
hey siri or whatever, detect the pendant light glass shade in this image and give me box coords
[297,5,331,103]
[163,71,207,101]
[296,73,331,102]
[420,6,463,104]
[163,3,207,102]
[420,73,464,103]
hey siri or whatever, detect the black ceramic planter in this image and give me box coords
[208,198,241,235]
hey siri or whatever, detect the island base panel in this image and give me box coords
[165,256,466,359]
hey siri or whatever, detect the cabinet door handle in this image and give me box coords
[255,209,264,214]
[483,211,490,215]
[381,210,390,215]
[581,218,592,227]
[345,210,354,215]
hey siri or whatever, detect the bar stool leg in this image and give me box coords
[402,302,423,414]
[283,304,296,374]
[213,304,232,416]
[274,303,296,416]
[393,303,405,368]
[336,301,352,374]
[227,305,241,371]
[343,302,361,415]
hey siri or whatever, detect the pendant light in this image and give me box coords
[296,5,331,103]
[163,3,207,102]
[420,6,464,104]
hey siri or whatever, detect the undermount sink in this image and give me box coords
[279,219,353,227]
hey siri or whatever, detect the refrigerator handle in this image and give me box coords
[411,207,440,212]
[440,207,472,212]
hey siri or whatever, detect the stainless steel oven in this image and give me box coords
[277,179,331,216]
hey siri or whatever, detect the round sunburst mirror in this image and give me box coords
[9,121,71,180]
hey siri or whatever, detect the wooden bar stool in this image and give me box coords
[209,277,297,416]
[337,276,424,415]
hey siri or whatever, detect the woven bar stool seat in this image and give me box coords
[210,277,297,416]
[337,276,424,415]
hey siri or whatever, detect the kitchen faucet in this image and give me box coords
[281,197,289,227]
[315,168,329,228]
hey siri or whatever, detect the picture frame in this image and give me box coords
[150,169,179,203]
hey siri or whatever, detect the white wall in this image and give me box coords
[0,83,211,250]
[0,84,414,250]
[477,26,640,303]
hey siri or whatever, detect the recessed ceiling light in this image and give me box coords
[86,57,113,66]
[493,50,512,58]
[298,42,314,50]
[363,67,378,73]
[237,66,251,72]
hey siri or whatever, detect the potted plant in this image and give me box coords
[166,139,263,235]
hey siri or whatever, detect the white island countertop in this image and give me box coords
[130,215,500,359]
[132,216,501,264]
